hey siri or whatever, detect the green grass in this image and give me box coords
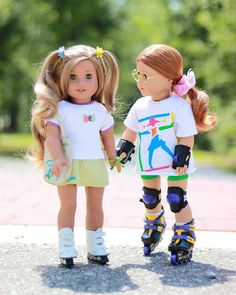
[0,133,235,174]
[0,133,34,157]
[194,149,236,174]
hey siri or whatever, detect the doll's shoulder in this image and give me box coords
[57,100,70,111]
[169,94,186,104]
[131,96,151,109]
[55,100,74,120]
[93,101,112,116]
[168,94,190,109]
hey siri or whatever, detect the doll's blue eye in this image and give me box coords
[69,74,76,80]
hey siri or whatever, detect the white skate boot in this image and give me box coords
[58,227,77,268]
[86,228,109,265]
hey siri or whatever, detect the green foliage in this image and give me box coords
[194,148,236,174]
[115,0,236,157]
[0,0,235,157]
[209,100,236,154]
[0,0,121,132]
[0,133,34,156]
[116,0,236,107]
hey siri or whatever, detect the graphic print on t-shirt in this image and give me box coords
[83,114,96,123]
[138,112,175,172]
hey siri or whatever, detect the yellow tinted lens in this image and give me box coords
[132,69,140,81]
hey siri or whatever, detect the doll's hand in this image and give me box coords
[176,165,188,176]
[109,157,124,173]
[119,152,127,162]
[52,158,70,178]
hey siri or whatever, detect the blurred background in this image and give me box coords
[0,0,235,173]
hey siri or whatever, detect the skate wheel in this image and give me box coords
[143,246,151,256]
[170,254,178,265]
[188,250,193,261]
[87,253,109,265]
[59,258,74,268]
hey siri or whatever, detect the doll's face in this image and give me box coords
[67,59,98,103]
[135,61,172,101]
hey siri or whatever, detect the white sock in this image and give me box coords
[146,209,163,219]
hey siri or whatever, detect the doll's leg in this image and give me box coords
[85,186,109,265]
[140,176,166,256]
[57,184,77,229]
[167,177,196,265]
[57,184,77,268]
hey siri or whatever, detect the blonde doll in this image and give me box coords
[29,45,120,267]
[116,44,217,264]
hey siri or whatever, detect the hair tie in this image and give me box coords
[173,69,196,96]
[58,46,65,59]
[109,157,125,172]
[96,46,104,59]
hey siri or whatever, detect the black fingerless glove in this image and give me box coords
[116,139,135,164]
[172,144,191,169]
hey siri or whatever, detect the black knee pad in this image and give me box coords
[140,187,161,209]
[166,187,188,213]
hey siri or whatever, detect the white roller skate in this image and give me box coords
[86,228,109,265]
[58,227,77,268]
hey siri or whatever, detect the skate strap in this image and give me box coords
[172,222,196,244]
[144,217,166,232]
[173,233,195,244]
[173,223,195,231]
[59,240,75,246]
[96,236,105,245]
[95,231,106,245]
[174,228,196,244]
[173,224,195,235]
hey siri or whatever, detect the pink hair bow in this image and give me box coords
[173,69,196,96]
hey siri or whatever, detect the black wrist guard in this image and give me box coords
[116,139,135,164]
[172,144,191,169]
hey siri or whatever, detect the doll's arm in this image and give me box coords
[173,135,194,175]
[45,124,70,177]
[100,127,124,172]
[100,127,116,162]
[177,135,194,149]
[122,127,137,143]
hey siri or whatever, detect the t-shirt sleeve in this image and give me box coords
[175,102,198,137]
[45,113,60,127]
[124,104,139,132]
[100,111,114,132]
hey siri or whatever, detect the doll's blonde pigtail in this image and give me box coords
[28,50,64,167]
[96,48,119,112]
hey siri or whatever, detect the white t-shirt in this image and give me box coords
[47,100,114,159]
[124,95,198,176]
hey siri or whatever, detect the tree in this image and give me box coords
[113,0,236,152]
[0,0,122,132]
[0,0,235,154]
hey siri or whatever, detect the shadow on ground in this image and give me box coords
[1,244,236,294]
[38,247,236,293]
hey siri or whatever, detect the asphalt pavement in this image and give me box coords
[0,156,236,295]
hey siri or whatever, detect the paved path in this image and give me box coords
[1,225,236,295]
[1,157,236,294]
[0,156,236,231]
